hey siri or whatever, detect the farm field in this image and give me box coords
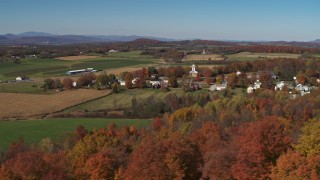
[55,55,101,60]
[226,52,301,61]
[0,118,151,150]
[66,88,208,112]
[0,51,157,80]
[311,54,320,58]
[0,81,49,94]
[0,89,111,119]
[184,54,226,61]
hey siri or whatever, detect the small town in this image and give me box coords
[1,0,320,179]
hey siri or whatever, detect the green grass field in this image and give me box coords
[0,81,53,94]
[0,118,151,150]
[0,51,157,80]
[311,54,320,58]
[226,52,302,61]
[66,88,208,112]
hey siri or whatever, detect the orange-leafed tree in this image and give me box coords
[85,149,126,180]
[122,134,201,180]
[0,150,46,180]
[296,74,307,85]
[152,117,164,131]
[271,150,320,180]
[231,116,292,179]
[124,72,133,89]
[227,73,239,89]
[121,136,169,180]
[63,78,74,90]
[189,122,236,180]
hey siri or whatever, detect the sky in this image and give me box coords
[0,0,319,41]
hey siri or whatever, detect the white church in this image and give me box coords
[189,64,198,77]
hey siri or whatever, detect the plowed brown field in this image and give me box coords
[0,89,110,119]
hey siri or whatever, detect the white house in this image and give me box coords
[254,80,262,89]
[159,77,169,84]
[295,84,310,92]
[149,80,162,86]
[132,77,140,85]
[209,83,227,91]
[247,86,254,94]
[295,84,311,96]
[189,64,198,78]
[16,77,22,81]
[118,79,126,86]
[275,81,285,91]
[247,80,261,94]
[109,50,118,53]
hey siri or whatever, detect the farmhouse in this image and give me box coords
[109,50,118,53]
[247,86,254,94]
[209,83,227,91]
[118,79,126,86]
[275,81,285,91]
[247,80,261,94]
[189,64,198,78]
[295,84,311,96]
[254,80,262,89]
[15,76,28,81]
[149,79,162,86]
[16,77,22,81]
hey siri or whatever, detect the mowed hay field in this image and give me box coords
[184,54,226,61]
[227,52,301,61]
[0,89,110,118]
[55,55,101,61]
[0,118,151,150]
[66,88,208,112]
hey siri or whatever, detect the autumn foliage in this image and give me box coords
[2,58,320,178]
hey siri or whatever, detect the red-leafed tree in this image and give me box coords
[122,134,201,180]
[231,116,292,179]
[75,125,88,142]
[296,74,307,85]
[124,72,133,89]
[121,136,169,180]
[85,149,126,180]
[152,117,163,131]
[63,78,74,90]
[0,150,46,180]
[190,122,236,179]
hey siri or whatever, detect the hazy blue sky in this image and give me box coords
[1,0,319,41]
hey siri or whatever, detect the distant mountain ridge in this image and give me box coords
[0,31,176,45]
[311,39,320,43]
[0,31,319,46]
[18,31,55,37]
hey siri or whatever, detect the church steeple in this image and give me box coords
[192,64,196,72]
[189,64,198,77]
